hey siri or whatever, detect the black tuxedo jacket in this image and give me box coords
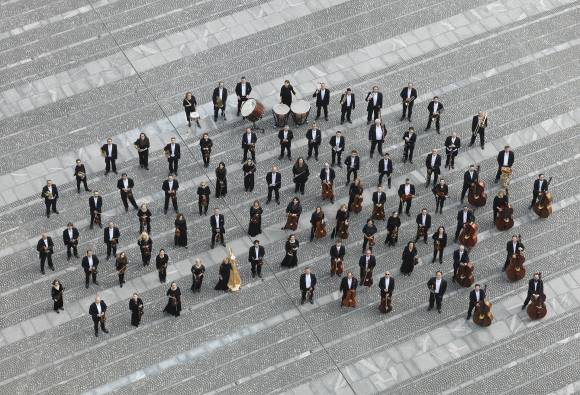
[463,170,478,185]
[329,136,345,151]
[278,129,294,143]
[266,172,281,188]
[358,255,376,270]
[469,289,486,304]
[37,238,54,254]
[212,87,228,105]
[416,214,432,228]
[493,196,509,211]
[445,136,461,154]
[235,82,252,97]
[398,184,415,197]
[103,227,120,243]
[340,93,355,110]
[497,151,515,167]
[164,143,181,159]
[313,89,330,106]
[89,301,107,320]
[248,245,265,262]
[457,210,475,224]
[472,115,488,131]
[241,132,258,147]
[533,179,549,193]
[340,277,358,292]
[368,124,386,142]
[427,277,447,295]
[117,178,135,191]
[330,244,346,258]
[74,164,87,178]
[400,87,417,101]
[427,101,444,114]
[453,249,469,265]
[379,277,395,294]
[162,179,179,193]
[210,214,225,232]
[344,156,360,170]
[101,144,117,159]
[41,185,59,200]
[372,191,386,204]
[425,154,442,171]
[62,228,79,245]
[366,92,383,109]
[527,279,544,295]
[402,131,417,146]
[319,168,335,183]
[82,255,100,271]
[306,128,322,144]
[89,196,102,211]
[378,158,393,174]
[300,273,317,290]
[506,241,525,255]
[432,184,448,197]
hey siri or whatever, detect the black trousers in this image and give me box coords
[531,192,540,207]
[168,158,178,174]
[461,184,470,201]
[467,301,478,317]
[378,172,391,187]
[403,144,415,162]
[331,150,342,166]
[192,276,203,292]
[139,220,151,234]
[213,105,225,120]
[53,297,63,311]
[425,169,440,187]
[40,253,53,271]
[341,108,352,122]
[398,199,411,215]
[346,169,357,184]
[426,115,441,131]
[76,177,89,192]
[435,197,445,213]
[470,129,485,147]
[433,246,445,262]
[244,175,254,192]
[243,147,256,162]
[237,97,248,115]
[198,203,208,215]
[369,141,383,157]
[211,230,225,247]
[121,192,138,210]
[106,242,117,258]
[185,108,192,124]
[294,182,306,195]
[445,153,457,168]
[66,243,78,258]
[301,289,314,301]
[316,105,328,119]
[138,150,148,168]
[164,195,178,212]
[202,152,210,167]
[307,143,319,158]
[429,292,443,309]
[455,223,464,240]
[367,107,380,122]
[250,260,262,276]
[105,157,116,173]
[93,318,106,333]
[118,273,125,285]
[158,268,167,282]
[85,270,97,285]
[267,186,280,202]
[45,199,57,216]
[402,102,414,119]
[280,143,291,158]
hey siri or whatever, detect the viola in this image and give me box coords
[456,262,475,288]
[372,204,385,220]
[321,182,334,201]
[314,220,327,239]
[331,257,344,276]
[495,202,514,231]
[505,252,526,282]
[459,222,478,248]
[527,294,547,320]
[533,191,553,218]
[473,298,494,327]
[379,293,392,314]
[342,289,356,307]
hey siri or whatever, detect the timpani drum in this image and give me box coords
[190,112,200,121]
[272,103,290,127]
[241,99,265,122]
[290,100,310,125]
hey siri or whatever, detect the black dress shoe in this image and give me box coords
[427,306,433,311]
[300,299,305,305]
[93,281,99,286]
[309,299,314,304]
[85,284,89,289]
[95,332,99,337]
[466,315,471,320]
[102,329,109,334]
[521,305,526,310]
[49,265,55,271]
[438,309,442,314]
[56,310,60,314]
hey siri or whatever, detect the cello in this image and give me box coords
[352,189,364,214]
[467,165,487,207]
[533,177,553,218]
[505,250,526,282]
[337,219,349,240]
[495,201,514,231]
[331,256,344,276]
[459,222,478,248]
[314,219,327,239]
[372,203,385,220]
[379,292,392,314]
[472,285,494,327]
[342,289,356,308]
[321,181,334,201]
[456,261,475,288]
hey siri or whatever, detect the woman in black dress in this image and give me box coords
[129,293,143,327]
[215,162,227,198]
[242,159,257,192]
[134,132,150,170]
[156,249,169,283]
[309,206,325,242]
[183,92,200,127]
[191,258,205,292]
[138,203,151,234]
[279,80,296,106]
[282,197,302,230]
[432,226,447,264]
[51,279,64,313]
[292,157,310,195]
[331,204,350,239]
[115,252,128,287]
[200,132,213,168]
[214,260,231,291]
[197,181,210,216]
[384,211,401,246]
[174,213,188,247]
[280,235,299,268]
[248,200,263,237]
[138,232,153,266]
[163,282,181,317]
[400,241,418,276]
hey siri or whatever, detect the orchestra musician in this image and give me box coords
[400,241,418,276]
[320,162,336,204]
[372,186,386,220]
[495,145,514,183]
[197,181,210,216]
[384,211,401,246]
[330,240,346,277]
[134,132,150,170]
[444,132,460,169]
[461,164,479,203]
[248,239,265,278]
[129,293,144,327]
[101,138,117,175]
[339,88,355,124]
[138,232,153,266]
[51,279,64,313]
[191,259,205,292]
[37,233,54,274]
[162,174,179,214]
[89,296,108,337]
[306,122,322,161]
[454,206,475,242]
[427,271,447,313]
[368,118,386,159]
[74,159,91,193]
[41,180,59,218]
[282,197,302,230]
[248,200,263,237]
[279,80,296,107]
[340,272,358,307]
[398,178,415,216]
[529,174,549,209]
[359,249,376,286]
[163,282,182,317]
[415,208,432,244]
[330,204,349,240]
[400,82,417,122]
[432,226,447,264]
[347,178,363,212]
[210,208,226,249]
[313,82,330,121]
[522,272,544,309]
[502,234,524,272]
[117,173,138,212]
[242,159,257,192]
[292,157,310,195]
[344,150,360,185]
[466,284,486,320]
[156,249,169,283]
[103,221,120,260]
[164,137,181,176]
[235,76,251,117]
[88,191,103,229]
[62,222,79,261]
[425,148,442,188]
[362,219,378,252]
[81,250,99,289]
[115,252,128,287]
[280,235,299,268]
[174,213,188,247]
[377,153,393,188]
[329,131,345,167]
[299,267,317,305]
[215,162,228,198]
[366,86,382,125]
[278,125,294,160]
[138,203,151,234]
[452,244,469,282]
[183,91,199,128]
[432,178,449,214]
[425,96,444,134]
[379,272,395,313]
[212,81,227,121]
[266,165,281,204]
[402,127,417,164]
[493,190,509,222]
[200,132,213,168]
[241,127,257,163]
[309,207,325,242]
[469,111,488,149]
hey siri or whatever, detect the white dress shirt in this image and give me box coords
[107,144,113,156]
[373,93,378,105]
[375,125,383,140]
[305,274,311,288]
[346,95,352,106]
[347,278,352,288]
[503,152,510,166]
[475,290,481,302]
[405,185,411,195]
[241,84,246,96]
[432,102,439,113]
[435,279,441,293]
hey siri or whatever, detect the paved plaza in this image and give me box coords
[0,0,579,393]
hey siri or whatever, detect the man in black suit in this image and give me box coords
[366,86,382,124]
[466,283,486,320]
[344,150,360,185]
[368,118,386,159]
[372,186,386,216]
[89,296,109,337]
[299,267,317,304]
[212,81,227,121]
[522,272,544,309]
[415,208,431,244]
[41,180,59,218]
[469,111,488,149]
[101,138,117,175]
[313,82,330,121]
[241,127,258,163]
[74,159,91,193]
[266,165,281,204]
[235,76,251,116]
[427,271,447,313]
[425,96,444,133]
[278,125,293,160]
[495,145,514,183]
[320,162,336,204]
[402,127,417,163]
[398,178,415,216]
[306,122,322,160]
[454,206,475,242]
[529,173,549,209]
[117,173,138,211]
[88,191,102,229]
[82,249,99,288]
[503,234,525,271]
[162,175,179,214]
[210,208,225,248]
[340,272,358,302]
[329,131,345,167]
[248,239,265,278]
[339,88,355,124]
[330,240,346,277]
[358,250,376,286]
[63,222,79,261]
[400,82,417,121]
[37,233,54,274]
[164,137,181,176]
[379,271,395,312]
[425,148,442,187]
[377,153,393,188]
[444,132,461,169]
[452,244,469,282]
[461,164,478,203]
[103,221,120,260]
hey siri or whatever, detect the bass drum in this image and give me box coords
[272,103,290,128]
[241,99,265,122]
[290,100,311,125]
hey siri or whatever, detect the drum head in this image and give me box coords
[273,103,290,115]
[190,112,200,120]
[291,100,310,114]
[241,99,257,117]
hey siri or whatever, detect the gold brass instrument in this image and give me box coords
[100,148,106,157]
[216,97,224,109]
[77,171,85,179]
[164,149,170,158]
[473,112,487,137]
[500,167,512,190]
[44,191,54,199]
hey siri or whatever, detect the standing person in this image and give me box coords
[329,240,346,277]
[329,131,345,167]
[425,96,444,133]
[372,186,386,221]
[427,271,447,313]
[466,284,486,320]
[241,127,258,163]
[37,233,54,274]
[89,296,109,337]
[330,204,350,240]
[266,165,281,204]
[347,178,363,212]
[183,91,199,127]
[397,178,415,216]
[529,174,549,209]
[292,157,310,195]
[129,293,144,327]
[470,111,488,149]
[313,82,330,121]
[454,206,475,242]
[82,250,99,289]
[100,138,117,175]
[210,208,226,249]
[282,197,302,230]
[495,145,515,183]
[200,132,213,168]
[163,282,182,317]
[235,76,251,117]
[365,86,382,124]
[432,179,449,214]
[278,125,293,160]
[103,221,120,260]
[493,190,509,222]
[138,203,151,234]
[299,267,317,304]
[248,239,265,278]
[51,280,64,313]
[400,82,417,121]
[461,164,479,203]
[197,181,210,216]
[215,259,231,291]
[425,149,442,188]
[378,272,395,313]
[339,88,355,124]
[400,241,418,276]
[503,234,525,272]
[522,273,545,309]
[191,259,205,292]
[279,80,296,106]
[280,235,299,268]
[212,81,227,121]
[62,222,79,261]
[174,213,188,247]
[306,122,322,160]
[89,191,103,229]
[432,226,447,264]
[134,132,150,170]
[402,127,417,163]
[368,118,386,159]
[340,272,358,307]
[138,232,153,266]
[358,249,376,287]
[384,211,401,246]
[215,162,228,198]
[377,153,393,188]
[117,173,138,212]
[164,137,181,176]
[41,180,59,218]
[162,175,179,215]
[156,249,169,283]
[320,162,336,204]
[361,219,378,253]
[74,159,91,193]
[444,132,461,169]
[241,159,257,194]
[115,252,128,287]
[344,150,360,186]
[248,200,263,237]
[309,207,325,242]
[452,245,469,282]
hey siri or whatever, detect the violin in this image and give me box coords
[379,292,392,314]
[468,165,486,207]
[321,182,334,201]
[372,203,385,220]
[472,285,493,327]
[314,219,327,239]
[505,252,526,282]
[331,257,344,276]
[533,177,553,218]
[459,222,478,248]
[456,262,475,288]
[495,202,514,231]
[527,293,547,320]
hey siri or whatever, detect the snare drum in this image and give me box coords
[272,103,290,127]
[190,112,200,121]
[290,100,310,125]
[241,99,265,122]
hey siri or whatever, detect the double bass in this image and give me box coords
[459,222,478,248]
[379,292,392,314]
[456,262,475,288]
[314,219,327,239]
[331,257,344,276]
[495,202,514,231]
[527,294,547,320]
[533,177,553,218]
[468,165,487,207]
[321,182,334,201]
[472,285,493,327]
[506,250,526,282]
